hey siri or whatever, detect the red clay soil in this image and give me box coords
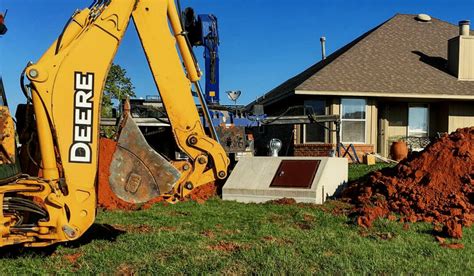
[342,127,474,239]
[184,182,217,204]
[63,252,82,264]
[97,138,218,210]
[97,138,139,210]
[139,182,217,209]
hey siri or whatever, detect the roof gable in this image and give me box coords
[252,14,474,106]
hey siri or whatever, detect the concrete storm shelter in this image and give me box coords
[223,157,348,204]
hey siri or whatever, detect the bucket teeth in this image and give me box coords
[108,113,181,204]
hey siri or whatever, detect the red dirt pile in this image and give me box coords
[139,182,218,209]
[97,138,139,210]
[184,182,217,204]
[97,138,218,210]
[342,127,474,239]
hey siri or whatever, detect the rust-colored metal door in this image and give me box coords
[270,160,320,188]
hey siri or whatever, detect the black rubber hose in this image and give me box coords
[20,67,32,102]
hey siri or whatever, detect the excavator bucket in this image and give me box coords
[107,112,181,204]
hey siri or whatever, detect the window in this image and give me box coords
[303,100,326,143]
[341,98,366,143]
[408,104,429,137]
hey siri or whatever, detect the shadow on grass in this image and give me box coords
[64,223,125,248]
[0,223,125,258]
[419,227,449,238]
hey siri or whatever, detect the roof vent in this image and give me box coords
[416,14,432,22]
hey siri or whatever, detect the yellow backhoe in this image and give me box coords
[0,0,229,247]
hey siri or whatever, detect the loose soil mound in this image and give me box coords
[342,127,474,238]
[97,138,139,210]
[139,182,218,209]
[97,138,217,210]
[185,182,217,204]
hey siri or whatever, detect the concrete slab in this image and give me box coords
[222,157,348,204]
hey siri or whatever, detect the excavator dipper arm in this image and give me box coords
[0,0,229,247]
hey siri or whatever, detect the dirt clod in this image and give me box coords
[403,223,410,231]
[343,127,474,239]
[267,198,297,205]
[63,252,82,264]
[440,243,465,249]
[435,236,446,243]
[117,264,136,275]
[184,182,218,204]
[443,220,463,239]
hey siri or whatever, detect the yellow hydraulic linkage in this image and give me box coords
[0,0,229,247]
[130,0,229,200]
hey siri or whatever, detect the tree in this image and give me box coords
[102,63,136,117]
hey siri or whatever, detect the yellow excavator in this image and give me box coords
[0,0,229,247]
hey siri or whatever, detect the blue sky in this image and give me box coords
[1,0,473,110]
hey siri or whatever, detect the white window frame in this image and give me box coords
[303,100,327,144]
[407,103,430,137]
[340,98,367,144]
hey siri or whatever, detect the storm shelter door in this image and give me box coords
[270,160,320,188]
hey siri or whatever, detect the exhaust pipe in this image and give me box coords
[320,36,326,60]
[459,20,470,36]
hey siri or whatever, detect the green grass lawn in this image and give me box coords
[348,162,395,182]
[0,163,471,274]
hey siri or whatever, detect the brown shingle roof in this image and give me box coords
[252,14,474,106]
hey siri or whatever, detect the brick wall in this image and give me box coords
[294,144,334,157]
[295,143,375,162]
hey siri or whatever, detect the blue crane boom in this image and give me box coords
[183,8,220,104]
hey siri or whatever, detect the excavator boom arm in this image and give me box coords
[0,0,228,247]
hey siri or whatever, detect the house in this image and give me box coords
[247,14,474,159]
